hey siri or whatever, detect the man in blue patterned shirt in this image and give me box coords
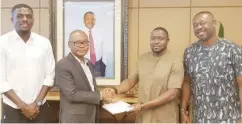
[181,11,242,123]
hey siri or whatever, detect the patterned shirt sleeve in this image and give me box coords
[183,48,189,75]
[231,44,242,77]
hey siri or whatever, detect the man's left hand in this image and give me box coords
[28,102,40,120]
[128,103,141,115]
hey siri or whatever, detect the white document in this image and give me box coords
[102,100,134,115]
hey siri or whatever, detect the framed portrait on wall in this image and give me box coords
[54,0,128,85]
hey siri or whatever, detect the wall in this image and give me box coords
[1,0,51,38]
[127,0,242,74]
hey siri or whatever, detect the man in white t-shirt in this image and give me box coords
[0,4,55,123]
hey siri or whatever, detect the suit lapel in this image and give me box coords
[67,53,92,91]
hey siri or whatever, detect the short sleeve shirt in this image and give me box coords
[184,38,242,123]
[136,50,184,123]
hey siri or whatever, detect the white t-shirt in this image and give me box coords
[0,30,55,109]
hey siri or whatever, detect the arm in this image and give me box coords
[231,45,242,122]
[0,43,38,119]
[115,72,139,94]
[237,76,242,117]
[180,74,191,114]
[35,42,55,102]
[142,59,184,110]
[0,45,26,108]
[180,48,192,123]
[141,88,179,110]
[55,65,100,104]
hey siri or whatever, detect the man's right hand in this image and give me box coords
[181,114,191,123]
[101,88,117,102]
[19,103,39,120]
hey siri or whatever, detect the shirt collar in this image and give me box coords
[12,29,34,42]
[71,52,88,65]
[84,26,95,32]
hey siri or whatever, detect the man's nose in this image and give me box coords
[22,16,28,21]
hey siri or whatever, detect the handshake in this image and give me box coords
[100,87,118,102]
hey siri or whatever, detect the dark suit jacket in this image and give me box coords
[55,53,101,123]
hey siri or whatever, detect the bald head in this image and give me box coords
[193,11,215,21]
[68,30,89,58]
[69,30,87,41]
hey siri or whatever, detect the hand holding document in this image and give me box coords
[102,100,134,115]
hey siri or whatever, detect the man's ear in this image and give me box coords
[68,41,71,47]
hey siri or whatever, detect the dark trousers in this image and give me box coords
[1,102,52,123]
[94,58,106,77]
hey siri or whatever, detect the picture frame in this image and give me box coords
[52,0,128,86]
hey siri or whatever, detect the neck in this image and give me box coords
[71,53,85,62]
[17,31,31,42]
[201,35,218,46]
[77,56,85,62]
[153,48,167,57]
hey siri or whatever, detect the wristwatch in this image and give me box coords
[35,100,43,108]
[180,108,188,115]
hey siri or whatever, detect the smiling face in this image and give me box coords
[11,7,34,33]
[150,29,169,54]
[84,13,95,30]
[68,31,89,58]
[193,13,216,42]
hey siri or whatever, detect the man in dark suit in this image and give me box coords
[83,11,106,77]
[55,30,113,123]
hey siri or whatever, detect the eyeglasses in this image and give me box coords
[71,41,90,47]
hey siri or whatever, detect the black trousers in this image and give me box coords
[93,58,106,77]
[1,102,52,123]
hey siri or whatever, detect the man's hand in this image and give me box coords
[128,103,141,115]
[180,114,190,123]
[19,102,39,120]
[101,88,117,102]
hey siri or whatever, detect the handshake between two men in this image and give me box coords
[100,87,118,103]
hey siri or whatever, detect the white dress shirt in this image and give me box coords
[72,54,95,91]
[84,27,106,65]
[0,30,55,109]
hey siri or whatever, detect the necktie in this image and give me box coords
[89,30,96,65]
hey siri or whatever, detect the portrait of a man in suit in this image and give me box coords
[83,11,106,77]
[63,1,115,79]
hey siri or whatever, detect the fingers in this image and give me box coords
[28,111,39,120]
[22,109,40,120]
[101,88,116,102]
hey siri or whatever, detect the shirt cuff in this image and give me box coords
[0,81,11,94]
[43,78,54,87]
